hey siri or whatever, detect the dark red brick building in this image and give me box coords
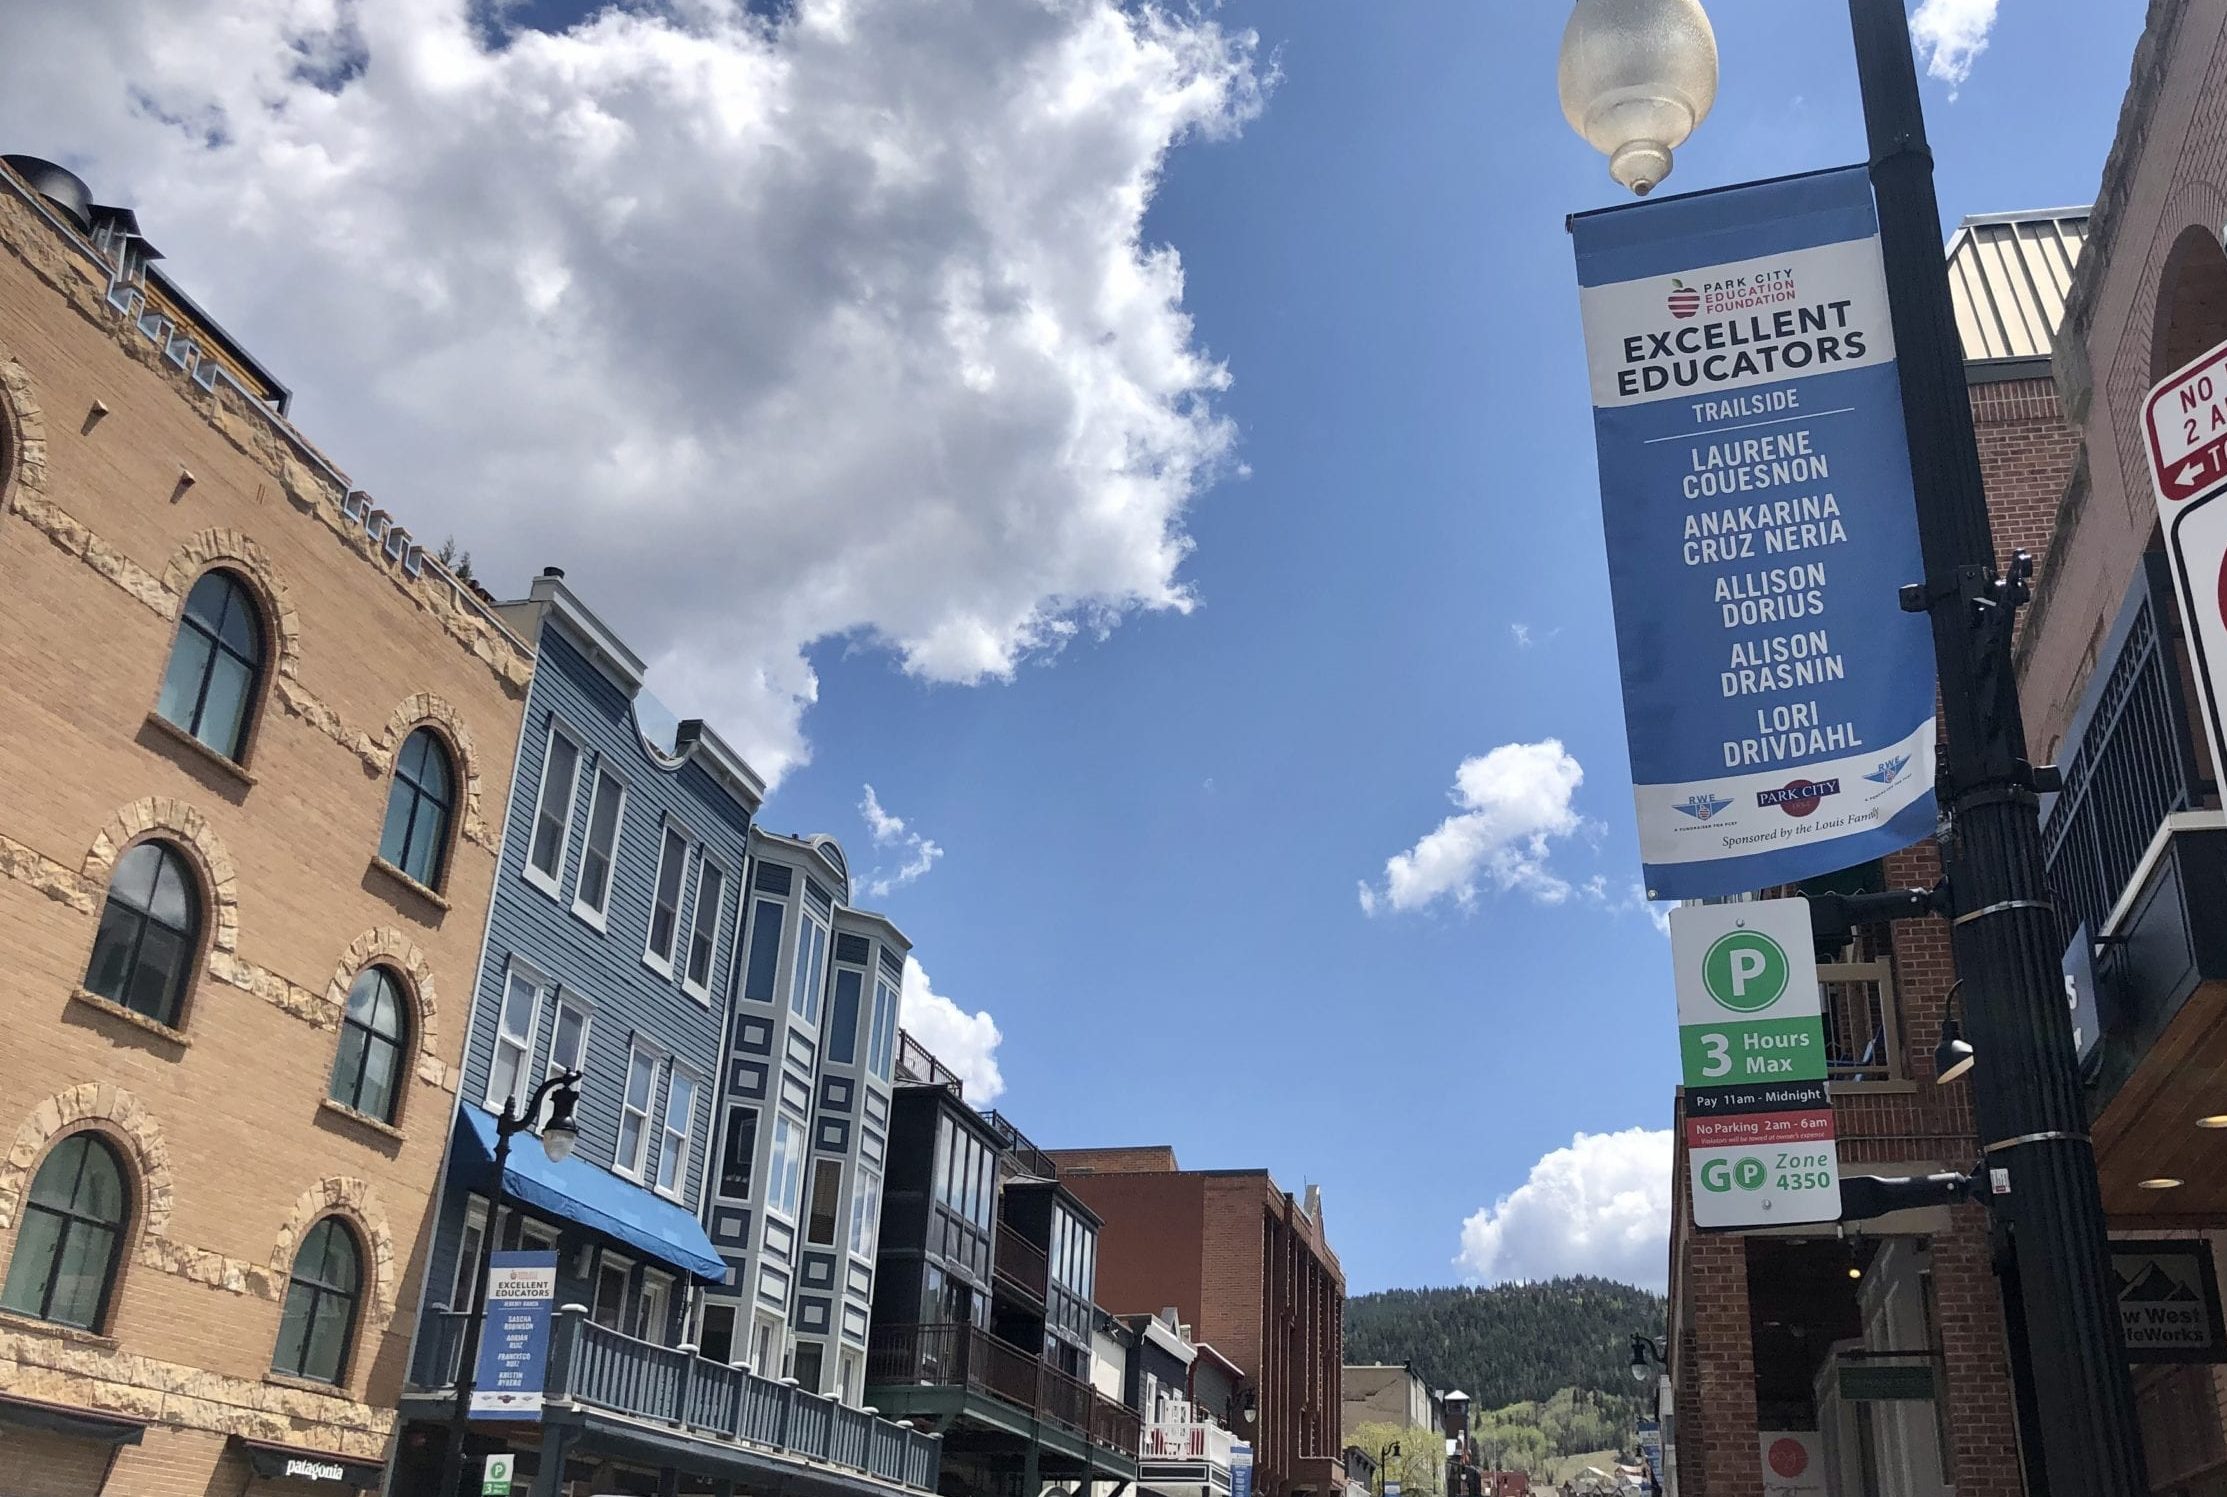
[1049,1148,1347,1497]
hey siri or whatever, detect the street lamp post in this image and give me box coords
[1378,1439,1401,1497]
[1559,2,2148,1491]
[433,1070,584,1497]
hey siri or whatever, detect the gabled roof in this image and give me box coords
[1946,207,2091,368]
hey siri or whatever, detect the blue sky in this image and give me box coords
[762,0,2146,1291]
[1,0,2148,1294]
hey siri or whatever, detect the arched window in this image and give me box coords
[2153,224,2227,380]
[330,968,409,1122]
[156,570,264,761]
[85,841,200,1027]
[378,728,455,888]
[1,1134,128,1330]
[273,1218,361,1385]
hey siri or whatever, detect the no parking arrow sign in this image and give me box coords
[2143,339,2227,778]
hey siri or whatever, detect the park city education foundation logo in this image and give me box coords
[1667,277,1701,319]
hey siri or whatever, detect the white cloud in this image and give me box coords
[858,784,942,899]
[1909,0,2000,91]
[1510,623,1534,649]
[1579,875,1672,935]
[1359,740,1588,915]
[0,0,1265,782]
[1457,1128,1673,1290]
[899,956,1003,1105]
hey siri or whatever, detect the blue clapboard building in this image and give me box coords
[393,570,939,1497]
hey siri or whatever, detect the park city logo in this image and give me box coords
[1703,926,1790,1015]
[1674,791,1735,822]
[1666,277,1701,319]
[1756,777,1841,819]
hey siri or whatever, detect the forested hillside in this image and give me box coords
[1344,1278,1666,1410]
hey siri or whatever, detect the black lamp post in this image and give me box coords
[434,1070,584,1497]
[1559,3,2149,1491]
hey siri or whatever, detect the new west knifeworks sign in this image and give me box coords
[1571,167,1937,900]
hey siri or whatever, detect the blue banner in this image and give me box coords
[470,1250,558,1421]
[1231,1442,1254,1497]
[1573,167,1936,899]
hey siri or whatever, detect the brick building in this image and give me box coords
[2007,0,2227,1489]
[1049,1148,1345,1497]
[1660,207,2091,1497]
[0,154,532,1492]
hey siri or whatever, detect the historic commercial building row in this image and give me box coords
[0,151,1355,1497]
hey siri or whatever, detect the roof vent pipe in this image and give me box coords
[2,155,93,231]
[541,566,565,580]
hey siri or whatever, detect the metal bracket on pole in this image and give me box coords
[1837,1170,1984,1223]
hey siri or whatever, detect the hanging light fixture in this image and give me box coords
[1557,0,1721,195]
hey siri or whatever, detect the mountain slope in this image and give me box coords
[1344,1278,1666,1411]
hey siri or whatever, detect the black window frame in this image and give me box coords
[84,839,201,1028]
[378,727,456,889]
[0,1133,129,1331]
[272,1217,362,1386]
[329,966,410,1122]
[156,569,265,761]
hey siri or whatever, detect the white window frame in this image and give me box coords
[518,1218,560,1254]
[752,1316,780,1377]
[656,1064,703,1204]
[840,1350,860,1405]
[767,1114,805,1224]
[718,1104,760,1203]
[485,961,549,1112]
[540,992,593,1125]
[636,1266,676,1345]
[681,855,728,1002]
[848,1167,882,1261]
[570,765,628,929]
[789,910,829,1027]
[615,1038,664,1182]
[592,1249,635,1332]
[643,821,694,978]
[452,1197,491,1314]
[869,976,900,1078]
[523,722,585,899]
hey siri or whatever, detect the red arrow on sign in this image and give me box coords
[2147,339,2227,510]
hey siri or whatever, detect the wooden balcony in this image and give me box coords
[866,1321,1140,1460]
[994,1222,1049,1302]
[412,1307,941,1493]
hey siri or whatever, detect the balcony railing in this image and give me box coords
[981,1110,1058,1181]
[1142,1409,1238,1469]
[994,1222,1049,1301]
[895,1029,965,1096]
[1820,959,1902,1084]
[2042,551,2206,937]
[866,1321,1140,1458]
[411,1307,941,1492]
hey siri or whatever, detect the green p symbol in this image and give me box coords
[1704,930,1789,1013]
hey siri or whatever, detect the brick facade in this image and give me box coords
[1052,1151,1345,1497]
[1663,355,2082,1495]
[0,160,529,1492]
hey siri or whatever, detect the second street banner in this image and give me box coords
[1572,166,1936,900]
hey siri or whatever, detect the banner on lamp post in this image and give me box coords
[1571,166,1937,901]
[469,1251,558,1420]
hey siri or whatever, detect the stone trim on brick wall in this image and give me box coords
[0,1324,392,1460]
[271,1178,400,1330]
[329,928,444,1072]
[158,527,305,682]
[0,356,47,510]
[376,692,494,849]
[81,797,242,955]
[0,1084,175,1238]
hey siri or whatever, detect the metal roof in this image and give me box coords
[1946,207,2091,365]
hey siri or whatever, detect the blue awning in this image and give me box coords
[453,1107,727,1282]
